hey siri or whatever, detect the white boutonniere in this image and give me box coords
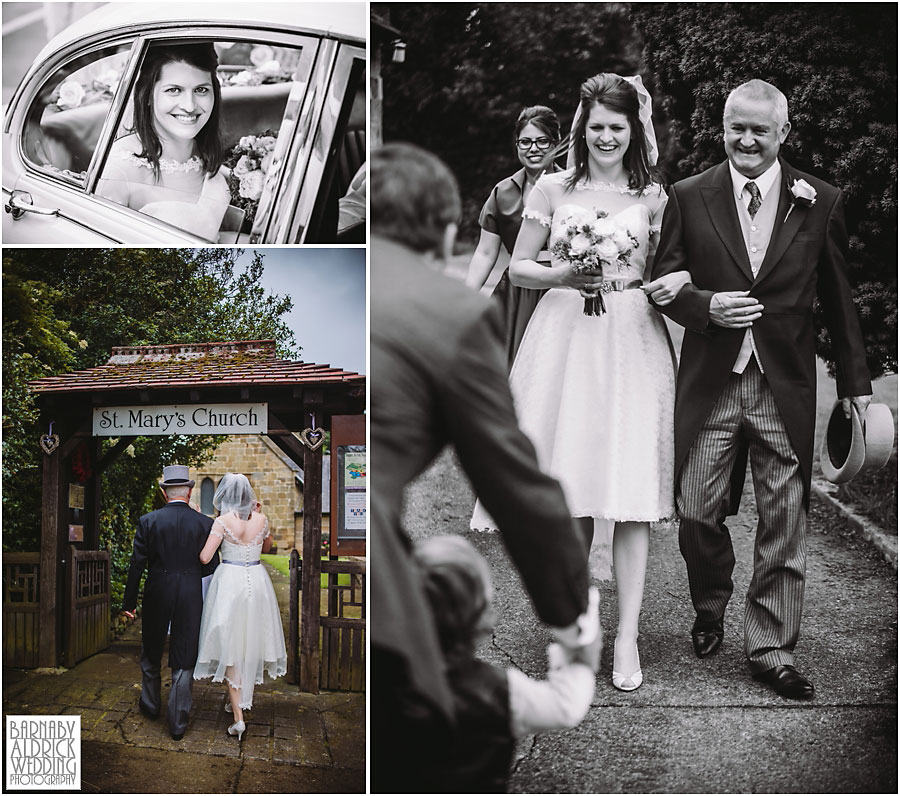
[784,178,817,222]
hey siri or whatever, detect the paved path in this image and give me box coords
[403,449,897,794]
[2,560,364,794]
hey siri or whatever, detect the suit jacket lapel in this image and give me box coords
[754,158,806,285]
[700,162,754,282]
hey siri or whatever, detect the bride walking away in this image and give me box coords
[194,473,287,740]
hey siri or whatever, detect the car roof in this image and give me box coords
[32,1,365,64]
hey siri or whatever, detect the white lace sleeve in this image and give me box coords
[649,184,668,235]
[210,517,226,539]
[522,208,552,227]
[521,179,554,228]
[647,185,668,259]
[506,645,595,738]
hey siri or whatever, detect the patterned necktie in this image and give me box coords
[745,181,762,218]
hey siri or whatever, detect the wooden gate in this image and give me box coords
[63,546,111,667]
[3,553,41,668]
[320,559,365,691]
[287,552,365,691]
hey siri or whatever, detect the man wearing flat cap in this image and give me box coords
[123,465,218,740]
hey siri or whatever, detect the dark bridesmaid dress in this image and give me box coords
[479,166,557,369]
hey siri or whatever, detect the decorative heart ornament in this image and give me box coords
[40,434,60,455]
[300,427,326,451]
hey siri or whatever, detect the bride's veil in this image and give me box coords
[213,473,257,520]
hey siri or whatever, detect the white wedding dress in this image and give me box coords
[97,135,231,242]
[470,169,676,578]
[194,515,287,709]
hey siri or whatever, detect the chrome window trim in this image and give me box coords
[289,44,365,243]
[13,35,139,190]
[261,38,338,243]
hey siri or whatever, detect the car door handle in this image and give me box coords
[5,190,60,219]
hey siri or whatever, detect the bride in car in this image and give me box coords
[97,42,232,242]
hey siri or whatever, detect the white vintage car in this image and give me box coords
[2,2,365,244]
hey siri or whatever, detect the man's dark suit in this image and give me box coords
[652,158,871,668]
[123,500,217,736]
[371,236,590,792]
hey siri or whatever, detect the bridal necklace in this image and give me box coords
[158,155,202,174]
[129,153,202,174]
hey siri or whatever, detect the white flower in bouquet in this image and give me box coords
[257,136,277,152]
[611,227,632,251]
[257,60,282,78]
[596,238,621,262]
[239,135,258,150]
[591,217,617,238]
[57,81,85,109]
[233,155,256,177]
[569,232,593,255]
[239,169,265,201]
[260,152,274,174]
[250,45,275,66]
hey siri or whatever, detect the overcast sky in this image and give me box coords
[237,248,366,375]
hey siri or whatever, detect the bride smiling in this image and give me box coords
[97,42,231,241]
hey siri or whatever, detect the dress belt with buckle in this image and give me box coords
[599,279,643,293]
[221,560,260,566]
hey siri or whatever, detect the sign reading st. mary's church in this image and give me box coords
[92,404,268,436]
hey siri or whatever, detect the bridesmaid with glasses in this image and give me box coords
[466,106,562,368]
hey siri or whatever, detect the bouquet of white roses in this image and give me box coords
[224,130,278,229]
[550,207,638,315]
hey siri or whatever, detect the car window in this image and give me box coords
[304,57,366,244]
[93,38,311,243]
[21,44,133,184]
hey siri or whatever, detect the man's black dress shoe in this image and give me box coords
[691,619,724,658]
[753,665,815,699]
[138,700,159,719]
[171,732,184,741]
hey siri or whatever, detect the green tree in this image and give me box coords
[382,2,644,238]
[2,249,297,603]
[630,2,897,378]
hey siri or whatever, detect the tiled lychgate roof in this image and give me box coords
[28,340,364,394]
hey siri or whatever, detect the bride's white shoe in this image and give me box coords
[612,638,643,692]
[227,720,246,741]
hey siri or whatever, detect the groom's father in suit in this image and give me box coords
[123,465,217,739]
[651,80,872,699]
[371,143,597,792]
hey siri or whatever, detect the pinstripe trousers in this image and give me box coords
[677,359,806,672]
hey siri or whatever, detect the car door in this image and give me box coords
[3,24,325,244]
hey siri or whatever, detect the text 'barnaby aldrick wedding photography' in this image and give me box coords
[5,716,81,791]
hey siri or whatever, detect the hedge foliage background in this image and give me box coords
[380,2,897,378]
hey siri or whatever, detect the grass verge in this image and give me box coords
[834,451,897,534]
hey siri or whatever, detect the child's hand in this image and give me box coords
[547,625,602,673]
